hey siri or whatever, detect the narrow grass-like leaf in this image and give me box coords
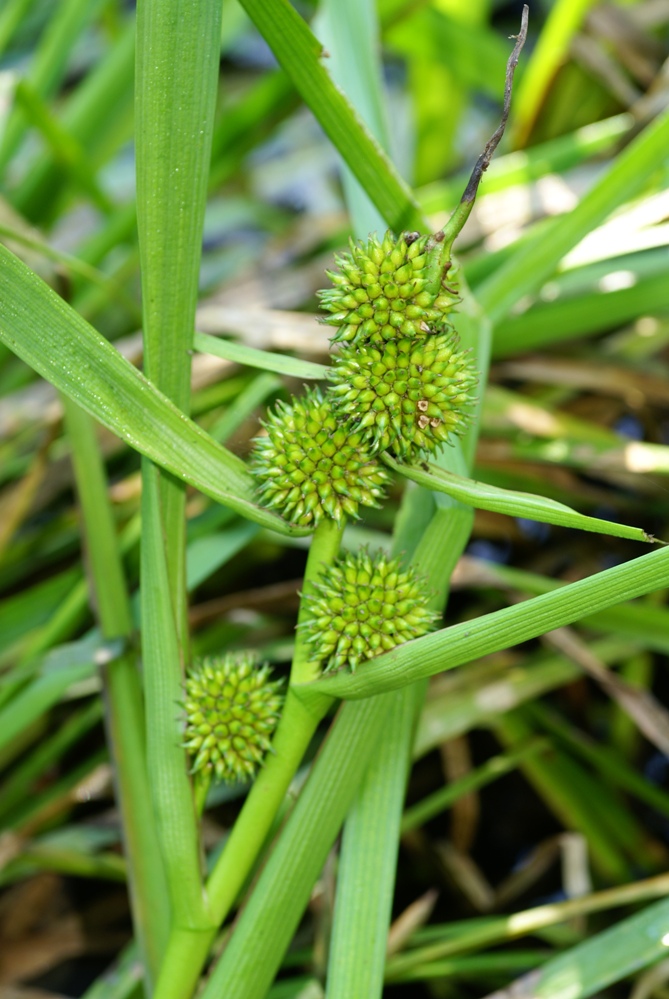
[401,741,547,833]
[494,270,669,356]
[385,875,669,977]
[13,79,114,214]
[0,244,308,536]
[413,638,634,758]
[307,545,669,700]
[14,18,136,222]
[199,696,395,999]
[528,702,669,821]
[512,0,596,146]
[318,0,391,234]
[0,0,107,169]
[326,688,421,999]
[237,0,425,234]
[186,522,260,591]
[494,712,637,879]
[520,897,669,999]
[478,109,669,323]
[0,0,37,58]
[0,658,98,756]
[63,396,170,982]
[0,699,102,824]
[418,113,632,214]
[193,331,328,380]
[383,454,654,543]
[455,557,669,656]
[140,460,211,932]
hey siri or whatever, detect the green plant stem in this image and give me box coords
[199,695,397,999]
[291,518,346,684]
[62,396,170,984]
[152,519,343,999]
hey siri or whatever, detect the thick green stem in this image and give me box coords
[291,517,347,683]
[152,518,344,999]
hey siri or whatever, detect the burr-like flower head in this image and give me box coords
[183,653,283,784]
[319,230,458,346]
[251,386,391,527]
[302,550,437,673]
[329,332,478,459]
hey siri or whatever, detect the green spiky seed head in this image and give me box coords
[183,653,283,784]
[329,332,478,459]
[250,386,391,527]
[318,230,458,346]
[302,550,438,673]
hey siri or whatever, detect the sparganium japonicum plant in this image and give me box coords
[318,230,459,345]
[301,550,438,673]
[183,653,284,784]
[250,385,391,526]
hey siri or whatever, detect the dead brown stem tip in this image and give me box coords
[462,4,529,205]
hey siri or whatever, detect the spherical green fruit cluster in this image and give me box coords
[183,653,283,785]
[250,387,390,526]
[302,550,437,673]
[319,230,457,345]
[329,333,478,459]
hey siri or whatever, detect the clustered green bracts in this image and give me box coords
[302,550,437,673]
[330,331,478,459]
[247,226,477,676]
[250,387,390,527]
[318,230,458,345]
[183,653,284,784]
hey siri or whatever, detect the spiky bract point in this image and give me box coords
[183,653,284,785]
[318,230,458,346]
[328,333,478,459]
[250,386,391,527]
[302,550,438,673]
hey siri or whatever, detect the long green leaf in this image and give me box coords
[193,331,328,380]
[140,460,212,931]
[306,545,669,700]
[383,453,654,543]
[199,696,395,999]
[478,109,669,323]
[524,897,669,999]
[237,0,425,234]
[0,244,308,537]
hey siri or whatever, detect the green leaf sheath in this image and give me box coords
[308,544,669,700]
[0,244,308,537]
[324,492,476,999]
